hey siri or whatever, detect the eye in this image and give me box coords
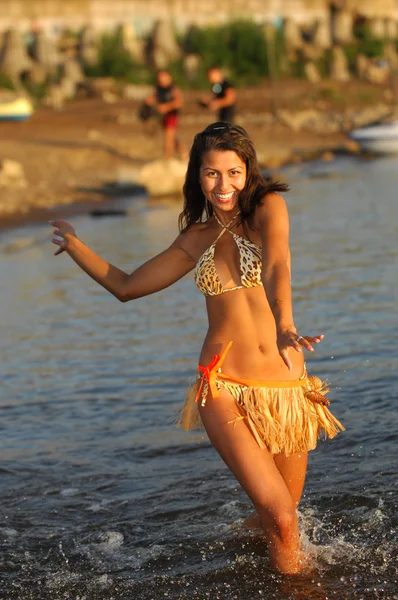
[230,170,242,175]
[206,171,218,178]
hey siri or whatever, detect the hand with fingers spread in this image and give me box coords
[277,329,324,371]
[49,219,77,256]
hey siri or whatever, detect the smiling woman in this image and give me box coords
[200,150,246,210]
[49,121,344,576]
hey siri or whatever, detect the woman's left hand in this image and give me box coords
[277,330,324,371]
[49,219,77,256]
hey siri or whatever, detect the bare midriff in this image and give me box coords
[199,285,304,382]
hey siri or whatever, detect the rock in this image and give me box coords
[344,139,360,154]
[332,10,353,45]
[313,18,332,49]
[301,43,325,61]
[384,42,398,70]
[102,91,119,104]
[116,113,137,125]
[151,20,181,68]
[79,25,99,66]
[365,61,390,85]
[138,158,187,196]
[86,77,117,97]
[277,108,343,134]
[119,23,145,63]
[283,18,304,51]
[368,18,385,40]
[25,64,49,86]
[330,46,350,82]
[62,58,85,84]
[122,83,153,101]
[277,109,320,132]
[0,28,34,83]
[88,129,101,141]
[356,54,391,84]
[320,151,335,162]
[385,19,398,41]
[384,89,394,102]
[349,103,391,128]
[183,53,201,80]
[356,54,369,79]
[0,159,27,189]
[32,30,60,73]
[304,61,322,82]
[43,83,66,109]
[47,58,86,103]
[59,77,79,100]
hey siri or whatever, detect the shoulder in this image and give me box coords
[247,193,289,240]
[254,192,288,223]
[173,221,213,258]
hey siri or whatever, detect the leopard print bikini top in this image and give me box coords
[194,212,263,297]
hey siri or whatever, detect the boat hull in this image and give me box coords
[0,114,31,121]
[0,97,34,122]
[349,120,398,154]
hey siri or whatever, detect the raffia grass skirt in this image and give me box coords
[177,373,345,457]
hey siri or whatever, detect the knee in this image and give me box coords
[257,503,297,543]
[274,509,297,543]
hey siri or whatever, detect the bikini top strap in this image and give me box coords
[213,212,240,241]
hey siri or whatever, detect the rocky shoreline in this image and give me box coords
[0,79,393,231]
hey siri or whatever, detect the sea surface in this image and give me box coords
[0,154,397,599]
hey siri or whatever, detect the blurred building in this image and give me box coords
[0,0,397,33]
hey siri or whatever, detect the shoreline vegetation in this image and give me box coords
[1,17,398,230]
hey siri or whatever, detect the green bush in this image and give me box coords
[83,30,149,82]
[182,20,281,86]
[343,22,385,73]
[0,72,15,91]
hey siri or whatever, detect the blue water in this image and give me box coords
[0,155,397,599]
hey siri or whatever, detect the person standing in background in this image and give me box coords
[199,66,237,123]
[144,70,186,159]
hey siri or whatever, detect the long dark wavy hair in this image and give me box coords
[179,122,290,232]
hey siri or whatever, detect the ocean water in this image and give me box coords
[0,154,397,599]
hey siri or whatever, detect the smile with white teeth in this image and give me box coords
[215,192,234,199]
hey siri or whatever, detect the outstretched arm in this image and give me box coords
[209,87,236,110]
[50,219,195,302]
[258,194,323,369]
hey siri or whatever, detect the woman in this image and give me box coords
[50,122,344,575]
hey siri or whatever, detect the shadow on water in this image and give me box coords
[1,154,398,599]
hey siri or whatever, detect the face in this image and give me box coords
[207,68,221,84]
[157,71,172,87]
[199,150,246,213]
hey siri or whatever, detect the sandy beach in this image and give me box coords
[0,78,392,230]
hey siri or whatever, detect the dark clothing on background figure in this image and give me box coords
[156,84,179,118]
[156,83,180,129]
[212,80,235,123]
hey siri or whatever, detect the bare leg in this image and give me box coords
[244,452,308,530]
[199,389,306,575]
[176,136,188,161]
[163,127,176,159]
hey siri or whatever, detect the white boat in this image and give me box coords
[0,97,34,121]
[349,119,398,154]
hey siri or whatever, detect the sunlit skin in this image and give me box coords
[49,146,325,575]
[199,150,246,218]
